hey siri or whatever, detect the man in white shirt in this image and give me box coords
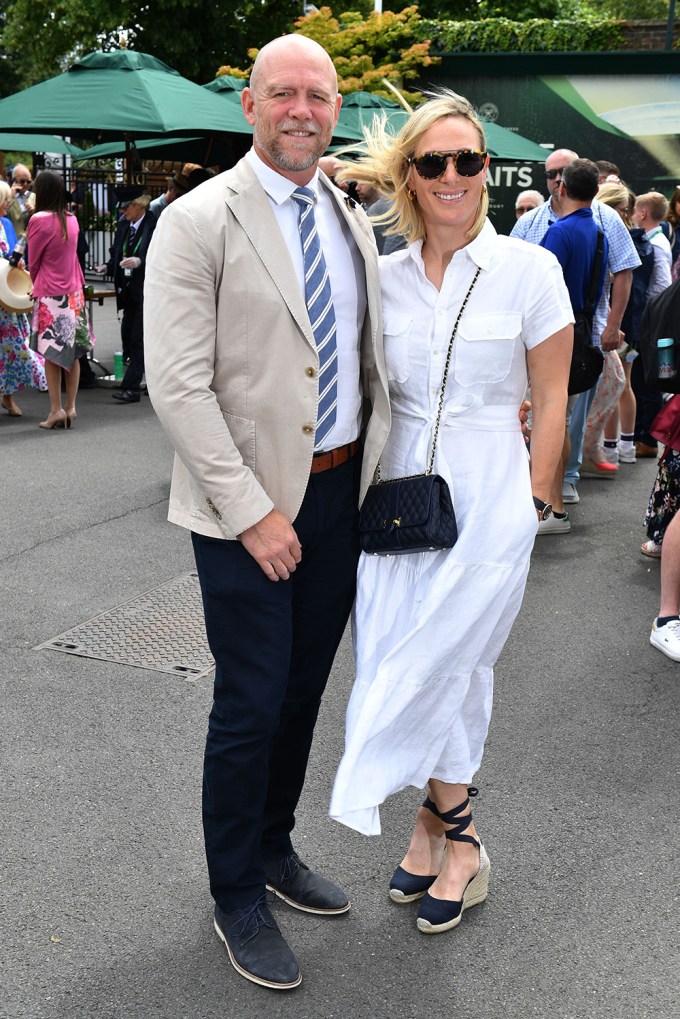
[633,191,673,297]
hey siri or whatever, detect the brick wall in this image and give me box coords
[621,19,680,50]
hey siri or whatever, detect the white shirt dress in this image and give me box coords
[329,220,573,836]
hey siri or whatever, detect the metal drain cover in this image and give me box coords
[35,572,214,680]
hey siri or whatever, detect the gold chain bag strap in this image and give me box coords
[359,265,482,555]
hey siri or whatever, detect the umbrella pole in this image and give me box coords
[124,134,133,183]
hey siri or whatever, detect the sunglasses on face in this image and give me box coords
[545,167,567,180]
[516,205,535,213]
[14,178,31,185]
[408,149,488,180]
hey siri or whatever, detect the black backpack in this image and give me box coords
[638,276,680,393]
[621,228,655,349]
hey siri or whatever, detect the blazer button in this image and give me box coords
[302,424,314,435]
[305,367,315,377]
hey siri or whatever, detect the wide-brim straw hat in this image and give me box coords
[0,259,34,313]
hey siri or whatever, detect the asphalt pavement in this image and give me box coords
[1,300,678,1019]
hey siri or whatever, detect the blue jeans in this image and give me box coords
[565,383,599,485]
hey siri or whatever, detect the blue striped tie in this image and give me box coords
[292,186,338,449]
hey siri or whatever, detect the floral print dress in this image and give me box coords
[0,223,46,396]
[30,290,94,369]
[644,448,680,545]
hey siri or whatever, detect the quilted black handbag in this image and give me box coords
[360,267,481,556]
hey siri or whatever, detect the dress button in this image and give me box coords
[305,367,315,377]
[302,424,314,435]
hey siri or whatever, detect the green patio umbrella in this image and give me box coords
[334,92,548,160]
[0,133,83,155]
[0,50,249,143]
[73,134,247,166]
[203,75,248,94]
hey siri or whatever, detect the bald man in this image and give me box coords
[511,147,639,503]
[145,35,389,990]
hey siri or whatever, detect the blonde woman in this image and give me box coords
[329,91,573,934]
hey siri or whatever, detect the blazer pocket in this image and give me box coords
[222,410,256,470]
[454,312,522,387]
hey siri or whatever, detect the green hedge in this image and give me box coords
[418,16,627,53]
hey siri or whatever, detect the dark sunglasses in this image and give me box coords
[516,205,535,213]
[13,178,31,185]
[408,149,488,180]
[545,167,567,180]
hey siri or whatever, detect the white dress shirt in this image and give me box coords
[247,149,365,451]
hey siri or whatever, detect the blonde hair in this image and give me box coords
[635,191,669,223]
[0,181,11,205]
[336,89,488,245]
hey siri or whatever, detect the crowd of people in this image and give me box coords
[0,160,215,419]
[319,142,680,667]
[1,41,677,995]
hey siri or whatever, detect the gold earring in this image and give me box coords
[407,187,416,201]
[481,184,487,195]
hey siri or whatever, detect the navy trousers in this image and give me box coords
[120,297,144,393]
[192,454,361,912]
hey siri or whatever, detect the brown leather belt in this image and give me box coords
[310,440,361,474]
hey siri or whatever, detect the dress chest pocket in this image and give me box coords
[454,312,522,387]
[383,312,414,383]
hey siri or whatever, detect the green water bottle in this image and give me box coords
[113,351,124,380]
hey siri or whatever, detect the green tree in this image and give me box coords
[0,0,303,88]
[219,6,440,102]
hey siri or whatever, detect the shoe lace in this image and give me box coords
[230,894,275,940]
[279,851,302,882]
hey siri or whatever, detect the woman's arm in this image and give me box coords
[26,214,48,281]
[526,325,572,505]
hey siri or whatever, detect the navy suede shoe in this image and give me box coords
[265,851,350,915]
[213,897,301,990]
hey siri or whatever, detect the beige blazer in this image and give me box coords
[144,158,390,540]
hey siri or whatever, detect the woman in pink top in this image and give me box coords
[27,170,94,429]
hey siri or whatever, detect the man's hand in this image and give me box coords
[599,323,623,352]
[239,509,302,582]
[94,263,108,275]
[120,256,141,270]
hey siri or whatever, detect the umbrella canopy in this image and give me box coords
[335,92,409,140]
[73,134,246,166]
[333,92,549,160]
[203,75,248,94]
[0,50,249,142]
[0,133,83,155]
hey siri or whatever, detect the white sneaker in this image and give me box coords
[618,446,636,464]
[537,512,571,535]
[603,446,619,464]
[562,481,579,504]
[650,618,680,661]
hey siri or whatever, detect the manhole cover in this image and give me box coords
[34,572,214,680]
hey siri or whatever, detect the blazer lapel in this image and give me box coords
[225,168,316,352]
